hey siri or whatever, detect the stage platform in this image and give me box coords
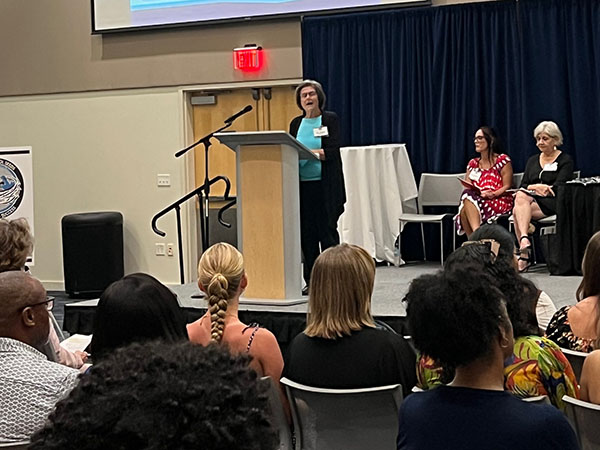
[63,263,582,355]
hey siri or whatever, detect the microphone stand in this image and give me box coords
[175,121,234,252]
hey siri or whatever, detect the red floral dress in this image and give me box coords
[454,154,513,235]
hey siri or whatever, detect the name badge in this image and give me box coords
[469,169,482,182]
[313,126,329,137]
[543,162,558,172]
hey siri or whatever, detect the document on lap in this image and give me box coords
[60,334,92,353]
[457,177,481,194]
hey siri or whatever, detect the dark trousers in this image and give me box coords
[300,180,340,284]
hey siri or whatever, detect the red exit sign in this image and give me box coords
[233,45,263,72]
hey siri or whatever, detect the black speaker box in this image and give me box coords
[61,212,124,298]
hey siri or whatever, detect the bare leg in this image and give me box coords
[462,200,481,236]
[459,207,473,236]
[513,192,534,246]
[513,192,546,271]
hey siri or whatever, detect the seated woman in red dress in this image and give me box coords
[455,126,514,237]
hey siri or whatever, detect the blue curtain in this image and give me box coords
[302,0,600,177]
[519,0,600,173]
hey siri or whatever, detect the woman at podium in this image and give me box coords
[289,80,346,293]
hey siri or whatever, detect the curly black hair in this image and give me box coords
[30,341,278,450]
[405,265,508,368]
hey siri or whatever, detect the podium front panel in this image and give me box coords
[238,145,287,299]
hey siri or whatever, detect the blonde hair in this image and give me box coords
[533,120,563,145]
[0,218,33,272]
[305,244,375,339]
[197,243,244,343]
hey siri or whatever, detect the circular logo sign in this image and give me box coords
[0,158,24,218]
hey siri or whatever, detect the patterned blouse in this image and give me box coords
[417,336,579,411]
[545,305,596,352]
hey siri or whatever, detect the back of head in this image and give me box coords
[91,273,187,360]
[197,243,244,343]
[30,341,278,450]
[405,266,508,368]
[451,225,540,337]
[0,271,48,348]
[469,224,515,263]
[305,243,375,339]
[0,218,33,272]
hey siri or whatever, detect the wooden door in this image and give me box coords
[193,89,258,197]
[192,85,300,196]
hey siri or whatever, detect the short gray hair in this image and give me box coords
[533,121,563,145]
[295,80,326,111]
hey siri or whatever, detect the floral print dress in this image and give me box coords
[545,305,596,353]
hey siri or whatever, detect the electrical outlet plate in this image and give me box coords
[157,174,171,187]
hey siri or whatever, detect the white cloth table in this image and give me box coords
[338,144,418,264]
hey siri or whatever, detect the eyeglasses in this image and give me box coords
[300,90,317,99]
[461,239,500,263]
[25,297,54,311]
[473,136,486,141]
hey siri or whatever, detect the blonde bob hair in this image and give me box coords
[305,244,375,339]
[197,243,244,343]
[533,120,563,146]
[0,217,33,272]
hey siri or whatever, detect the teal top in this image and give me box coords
[296,116,322,181]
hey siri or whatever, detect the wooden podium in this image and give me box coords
[215,131,317,303]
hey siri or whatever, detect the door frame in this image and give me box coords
[177,78,302,282]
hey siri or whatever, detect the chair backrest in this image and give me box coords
[0,442,30,449]
[563,395,600,450]
[281,377,402,450]
[512,172,524,188]
[521,395,551,405]
[261,376,293,450]
[417,173,465,212]
[561,348,588,382]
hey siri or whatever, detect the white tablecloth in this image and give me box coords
[338,144,418,264]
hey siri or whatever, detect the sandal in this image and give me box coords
[518,236,532,272]
[518,253,532,273]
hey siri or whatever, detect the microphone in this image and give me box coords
[224,105,253,124]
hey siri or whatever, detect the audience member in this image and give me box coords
[30,341,278,450]
[470,224,557,331]
[187,243,285,396]
[0,217,86,368]
[398,267,578,450]
[580,350,600,404]
[90,273,188,361]
[417,230,578,410]
[546,230,600,352]
[0,271,79,442]
[283,243,417,396]
[513,121,574,272]
[455,126,513,236]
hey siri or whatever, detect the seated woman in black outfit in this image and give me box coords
[398,266,578,450]
[283,243,416,396]
[513,121,574,272]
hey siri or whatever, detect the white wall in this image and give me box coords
[0,88,193,288]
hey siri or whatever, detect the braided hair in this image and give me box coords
[198,243,244,343]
